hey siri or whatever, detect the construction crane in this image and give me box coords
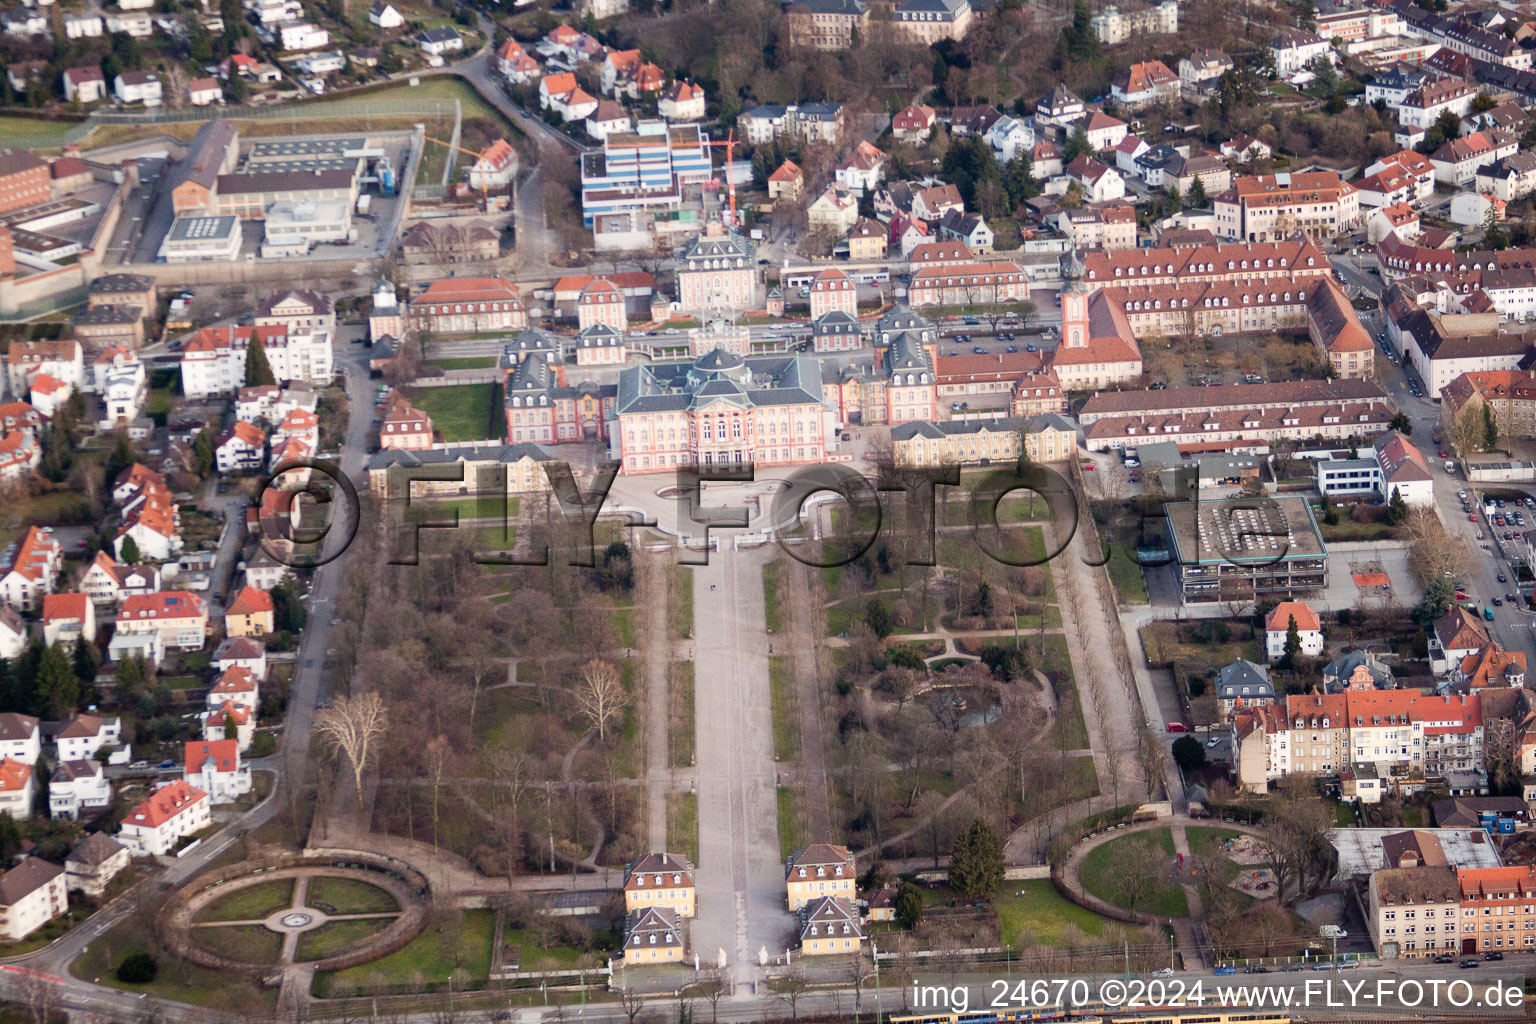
[702,130,739,228]
[422,134,503,211]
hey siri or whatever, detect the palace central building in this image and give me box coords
[612,349,833,474]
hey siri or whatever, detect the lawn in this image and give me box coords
[667,792,699,865]
[763,561,783,633]
[777,786,807,860]
[0,909,85,957]
[1078,829,1188,918]
[306,876,400,915]
[1186,826,1244,860]
[500,928,586,970]
[403,494,520,523]
[69,917,279,1014]
[769,655,800,760]
[193,878,295,923]
[996,880,1113,947]
[402,383,496,442]
[1104,544,1150,605]
[0,116,80,148]
[669,565,694,640]
[431,356,499,370]
[669,661,694,768]
[316,908,495,995]
[1038,634,1089,749]
[295,917,394,962]
[190,924,286,965]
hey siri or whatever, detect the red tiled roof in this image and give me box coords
[42,593,88,623]
[226,586,273,617]
[1265,601,1320,634]
[118,591,205,621]
[185,739,239,775]
[124,780,207,829]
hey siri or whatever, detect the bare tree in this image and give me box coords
[576,659,630,742]
[620,986,647,1024]
[424,733,451,853]
[779,960,809,1023]
[314,691,389,808]
[1403,507,1473,586]
[696,968,729,1024]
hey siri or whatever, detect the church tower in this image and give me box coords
[1061,247,1089,350]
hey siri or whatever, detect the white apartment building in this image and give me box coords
[184,740,252,803]
[0,714,39,766]
[49,760,111,819]
[117,781,210,856]
[0,857,67,942]
[54,715,121,762]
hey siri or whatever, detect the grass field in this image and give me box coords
[306,876,400,915]
[295,917,394,962]
[1078,829,1188,918]
[667,792,699,865]
[316,908,495,995]
[403,383,496,442]
[79,75,523,156]
[995,880,1113,947]
[763,561,783,633]
[777,787,807,860]
[69,917,280,1013]
[669,565,694,640]
[193,879,295,923]
[431,357,498,370]
[668,661,694,767]
[500,928,586,970]
[769,655,799,760]
[191,924,286,964]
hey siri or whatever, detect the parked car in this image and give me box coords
[1434,954,1456,964]
[1485,951,1504,961]
[1166,722,1188,732]
[1214,966,1237,975]
[1460,959,1480,969]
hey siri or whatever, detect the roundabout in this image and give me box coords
[162,851,430,977]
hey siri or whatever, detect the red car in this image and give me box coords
[1082,463,1097,471]
[1470,512,1479,521]
[1166,722,1188,733]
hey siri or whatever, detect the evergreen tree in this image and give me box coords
[1390,412,1413,435]
[35,643,78,720]
[864,598,893,639]
[949,818,1003,902]
[0,658,16,714]
[223,712,237,741]
[1484,404,1499,451]
[1388,486,1408,525]
[1188,176,1208,209]
[120,535,140,565]
[895,882,925,928]
[115,656,147,702]
[272,580,308,633]
[1284,614,1302,664]
[72,639,97,685]
[105,431,135,486]
[11,641,42,716]
[245,336,277,387]
[194,429,215,476]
